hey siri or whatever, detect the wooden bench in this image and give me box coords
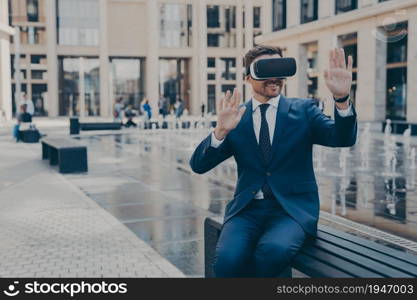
[41,138,88,174]
[204,217,417,278]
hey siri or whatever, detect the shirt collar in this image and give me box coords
[251,94,280,112]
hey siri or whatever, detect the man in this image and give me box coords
[189,45,357,277]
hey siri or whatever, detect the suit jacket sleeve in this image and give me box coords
[306,100,357,147]
[189,133,233,174]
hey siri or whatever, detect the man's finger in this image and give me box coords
[224,90,232,108]
[340,48,347,69]
[329,49,334,69]
[347,55,353,73]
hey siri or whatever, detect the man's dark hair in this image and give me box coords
[244,45,283,75]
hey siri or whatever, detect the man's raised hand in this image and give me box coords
[214,88,246,140]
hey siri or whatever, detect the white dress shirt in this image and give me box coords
[211,96,353,199]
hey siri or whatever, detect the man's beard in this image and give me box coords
[255,79,283,98]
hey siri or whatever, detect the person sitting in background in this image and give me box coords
[142,98,152,120]
[124,104,137,128]
[13,104,33,142]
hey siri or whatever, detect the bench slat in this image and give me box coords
[313,239,413,277]
[317,231,417,276]
[292,253,352,278]
[318,225,417,266]
[298,246,382,277]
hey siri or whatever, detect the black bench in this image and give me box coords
[69,117,121,134]
[19,129,40,143]
[205,217,417,277]
[41,138,88,173]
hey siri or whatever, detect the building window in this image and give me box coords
[207,58,216,81]
[300,0,318,24]
[253,7,261,28]
[220,58,236,81]
[160,4,192,48]
[110,57,145,112]
[27,0,39,22]
[272,0,286,31]
[56,0,99,46]
[207,85,216,114]
[159,58,191,111]
[385,22,408,120]
[335,0,357,14]
[207,5,236,48]
[58,57,100,116]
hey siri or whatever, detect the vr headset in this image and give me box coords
[246,57,297,80]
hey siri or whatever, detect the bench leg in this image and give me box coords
[49,148,58,165]
[58,148,88,173]
[42,142,49,160]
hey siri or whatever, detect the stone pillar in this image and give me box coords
[262,0,272,34]
[191,1,200,115]
[146,0,160,117]
[407,11,417,122]
[284,42,301,98]
[0,38,12,120]
[244,0,254,100]
[319,0,335,19]
[286,0,300,28]
[356,20,386,122]
[197,0,207,115]
[99,0,110,117]
[318,31,337,116]
[236,1,244,101]
[45,0,58,116]
[298,43,309,99]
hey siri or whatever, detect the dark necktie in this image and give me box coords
[259,104,274,199]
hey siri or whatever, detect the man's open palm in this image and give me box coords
[324,48,353,99]
[215,88,246,139]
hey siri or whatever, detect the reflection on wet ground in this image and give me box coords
[66,128,417,276]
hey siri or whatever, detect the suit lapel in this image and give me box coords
[239,100,263,164]
[270,95,291,165]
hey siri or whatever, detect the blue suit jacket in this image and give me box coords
[189,95,357,237]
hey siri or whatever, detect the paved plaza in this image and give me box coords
[0,123,184,277]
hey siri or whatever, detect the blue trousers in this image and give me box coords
[213,198,307,277]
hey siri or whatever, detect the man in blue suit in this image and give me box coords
[189,45,357,277]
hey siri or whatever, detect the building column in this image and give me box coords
[146,0,159,117]
[407,11,417,122]
[197,0,207,115]
[262,0,272,34]
[356,19,386,122]
[191,2,200,116]
[0,37,12,120]
[236,1,244,100]
[45,0,58,117]
[244,0,254,100]
[286,0,300,28]
[298,43,309,99]
[318,0,335,19]
[284,42,300,97]
[99,0,110,118]
[317,31,337,116]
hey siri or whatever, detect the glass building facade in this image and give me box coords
[207,5,237,48]
[159,4,192,48]
[110,58,145,111]
[57,0,99,46]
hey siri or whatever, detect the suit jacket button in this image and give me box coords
[266,172,271,176]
